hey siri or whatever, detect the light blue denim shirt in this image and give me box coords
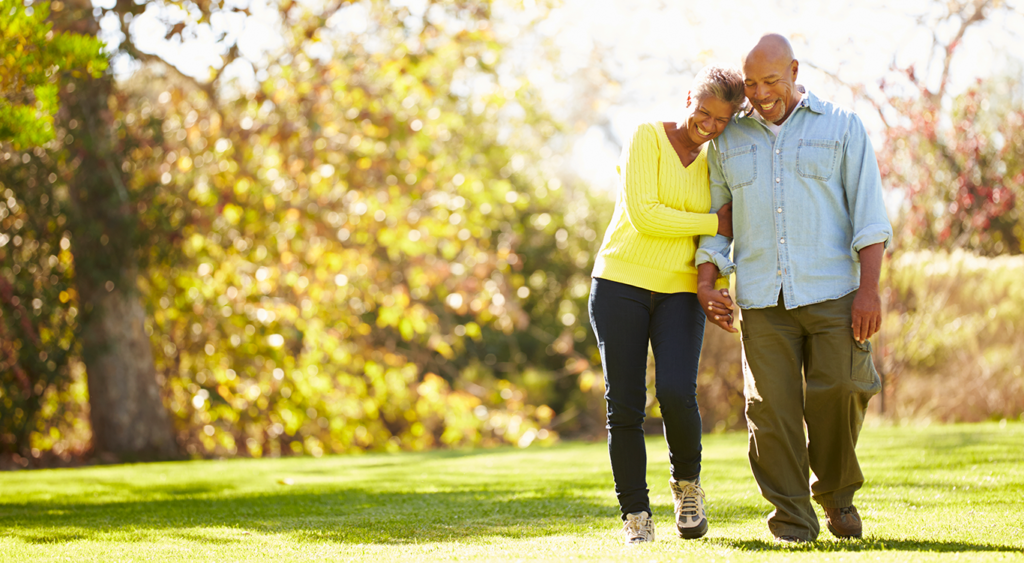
[695,91,893,310]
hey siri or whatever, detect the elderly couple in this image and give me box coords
[588,34,892,544]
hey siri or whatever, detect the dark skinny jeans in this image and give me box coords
[588,277,706,519]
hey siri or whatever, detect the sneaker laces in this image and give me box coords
[623,512,652,541]
[673,482,705,515]
[623,516,643,535]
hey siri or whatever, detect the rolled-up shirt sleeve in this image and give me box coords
[696,139,736,278]
[842,115,894,261]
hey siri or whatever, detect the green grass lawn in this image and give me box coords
[2,421,1023,562]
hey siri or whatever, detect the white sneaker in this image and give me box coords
[622,511,655,544]
[670,478,708,539]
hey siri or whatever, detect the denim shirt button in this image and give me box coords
[775,178,780,183]
[780,238,785,244]
[777,207,782,213]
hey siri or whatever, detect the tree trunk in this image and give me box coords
[54,0,179,461]
[77,278,178,460]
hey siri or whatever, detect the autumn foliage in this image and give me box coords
[878,75,1024,255]
[1,0,615,463]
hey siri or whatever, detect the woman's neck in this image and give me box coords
[667,118,701,153]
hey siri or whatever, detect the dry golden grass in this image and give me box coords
[878,249,1024,422]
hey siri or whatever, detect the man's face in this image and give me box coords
[743,54,799,124]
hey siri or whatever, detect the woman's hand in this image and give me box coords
[715,202,733,238]
[697,286,737,333]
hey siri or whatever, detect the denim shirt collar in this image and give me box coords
[803,91,825,114]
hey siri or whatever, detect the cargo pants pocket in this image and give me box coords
[851,339,880,387]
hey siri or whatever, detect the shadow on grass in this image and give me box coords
[4,488,1019,554]
[1,488,612,545]
[709,537,1022,553]
[18,530,89,544]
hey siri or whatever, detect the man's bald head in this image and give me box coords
[742,33,801,124]
[744,34,795,68]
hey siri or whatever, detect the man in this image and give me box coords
[694,34,892,543]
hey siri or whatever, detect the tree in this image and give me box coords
[4,0,613,461]
[48,0,180,460]
[865,0,1024,254]
[0,0,106,148]
[0,0,109,460]
[878,77,1023,254]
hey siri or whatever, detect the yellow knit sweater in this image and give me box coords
[592,122,726,294]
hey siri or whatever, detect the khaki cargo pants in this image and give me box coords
[739,291,881,541]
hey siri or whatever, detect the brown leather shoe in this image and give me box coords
[824,505,863,538]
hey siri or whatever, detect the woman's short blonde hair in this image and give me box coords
[691,65,747,115]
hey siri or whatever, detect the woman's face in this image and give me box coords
[685,94,734,145]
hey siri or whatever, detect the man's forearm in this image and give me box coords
[858,243,884,292]
[697,262,721,290]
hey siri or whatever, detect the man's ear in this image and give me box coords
[791,59,799,80]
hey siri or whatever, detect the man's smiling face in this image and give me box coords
[743,49,799,125]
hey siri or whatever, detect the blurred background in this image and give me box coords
[1,0,1023,467]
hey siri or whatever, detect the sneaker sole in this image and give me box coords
[826,521,862,539]
[676,518,708,539]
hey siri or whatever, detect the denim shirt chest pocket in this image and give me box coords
[796,139,840,181]
[721,144,757,189]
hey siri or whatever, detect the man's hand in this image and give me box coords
[853,242,885,342]
[715,202,733,238]
[697,285,737,333]
[851,286,881,343]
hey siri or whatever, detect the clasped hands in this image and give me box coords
[697,285,737,333]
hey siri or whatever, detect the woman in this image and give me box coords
[588,65,745,544]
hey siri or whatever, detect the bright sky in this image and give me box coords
[95,0,1024,191]
[538,0,1024,190]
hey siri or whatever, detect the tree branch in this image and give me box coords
[803,60,891,129]
[934,0,991,100]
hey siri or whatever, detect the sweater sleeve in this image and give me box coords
[619,123,719,238]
